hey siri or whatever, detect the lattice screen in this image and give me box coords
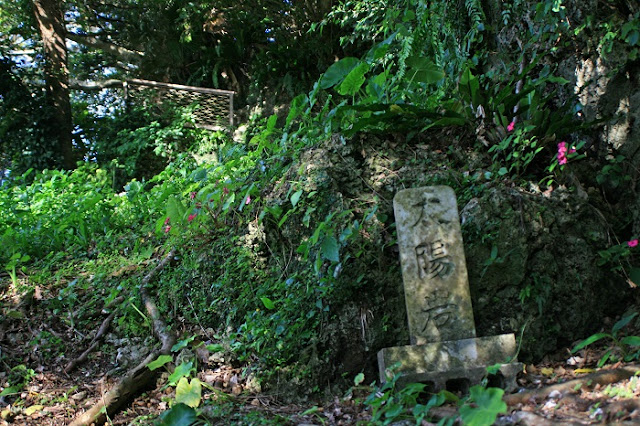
[125,79,235,129]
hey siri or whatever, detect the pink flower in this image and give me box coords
[628,239,639,248]
[507,121,515,132]
[558,142,568,154]
[188,214,197,222]
[164,217,171,225]
[557,142,568,165]
[569,147,577,154]
[245,195,251,205]
[190,192,196,200]
[223,187,229,195]
[164,225,171,234]
[557,154,568,165]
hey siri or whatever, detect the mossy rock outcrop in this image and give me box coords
[287,133,634,381]
[461,187,630,361]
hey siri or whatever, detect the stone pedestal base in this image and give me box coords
[377,334,522,392]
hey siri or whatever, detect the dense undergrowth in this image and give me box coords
[2,0,640,424]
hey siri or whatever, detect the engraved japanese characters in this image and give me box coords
[377,186,521,390]
[393,186,476,345]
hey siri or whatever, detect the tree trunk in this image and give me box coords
[32,0,76,169]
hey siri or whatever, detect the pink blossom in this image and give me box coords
[164,225,171,234]
[557,142,568,165]
[188,214,197,222]
[507,121,515,132]
[569,147,577,154]
[628,239,639,248]
[245,195,251,205]
[557,141,568,154]
[164,217,171,225]
[557,154,568,165]
[190,192,196,200]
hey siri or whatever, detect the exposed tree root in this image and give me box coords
[69,248,177,426]
[504,365,640,406]
[605,398,640,415]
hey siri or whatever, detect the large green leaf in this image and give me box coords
[459,66,481,107]
[260,296,275,310]
[171,335,196,353]
[405,56,444,84]
[628,267,640,287]
[147,354,173,371]
[175,377,202,408]
[621,336,640,346]
[158,403,196,426]
[338,63,369,96]
[612,312,638,335]
[290,189,303,207]
[320,57,360,89]
[0,385,21,397]
[321,235,340,262]
[167,196,186,223]
[285,94,308,127]
[168,362,194,386]
[571,333,611,353]
[459,386,507,426]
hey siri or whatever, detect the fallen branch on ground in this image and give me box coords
[64,310,117,374]
[504,365,640,406]
[69,248,178,426]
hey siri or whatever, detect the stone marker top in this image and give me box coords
[393,186,476,345]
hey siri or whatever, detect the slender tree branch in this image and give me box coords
[66,32,144,63]
[64,310,117,374]
[69,79,124,90]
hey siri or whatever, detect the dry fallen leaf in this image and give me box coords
[541,367,554,376]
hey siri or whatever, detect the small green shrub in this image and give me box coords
[572,312,640,367]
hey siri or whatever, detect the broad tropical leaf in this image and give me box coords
[320,57,360,89]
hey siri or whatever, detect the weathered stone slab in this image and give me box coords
[393,186,475,344]
[386,363,523,392]
[378,334,517,375]
[378,185,522,391]
[378,334,521,391]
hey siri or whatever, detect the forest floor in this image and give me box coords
[1,275,640,425]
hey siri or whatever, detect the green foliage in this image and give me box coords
[603,375,639,399]
[572,312,640,367]
[148,355,173,371]
[0,57,65,173]
[174,377,202,408]
[364,369,445,424]
[575,8,640,60]
[83,99,223,184]
[596,155,631,189]
[363,368,507,425]
[157,403,197,426]
[459,386,507,426]
[489,126,543,178]
[0,365,35,398]
[0,165,122,263]
[5,252,30,287]
[596,237,640,286]
[460,61,582,180]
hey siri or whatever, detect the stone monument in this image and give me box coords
[378,186,522,391]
